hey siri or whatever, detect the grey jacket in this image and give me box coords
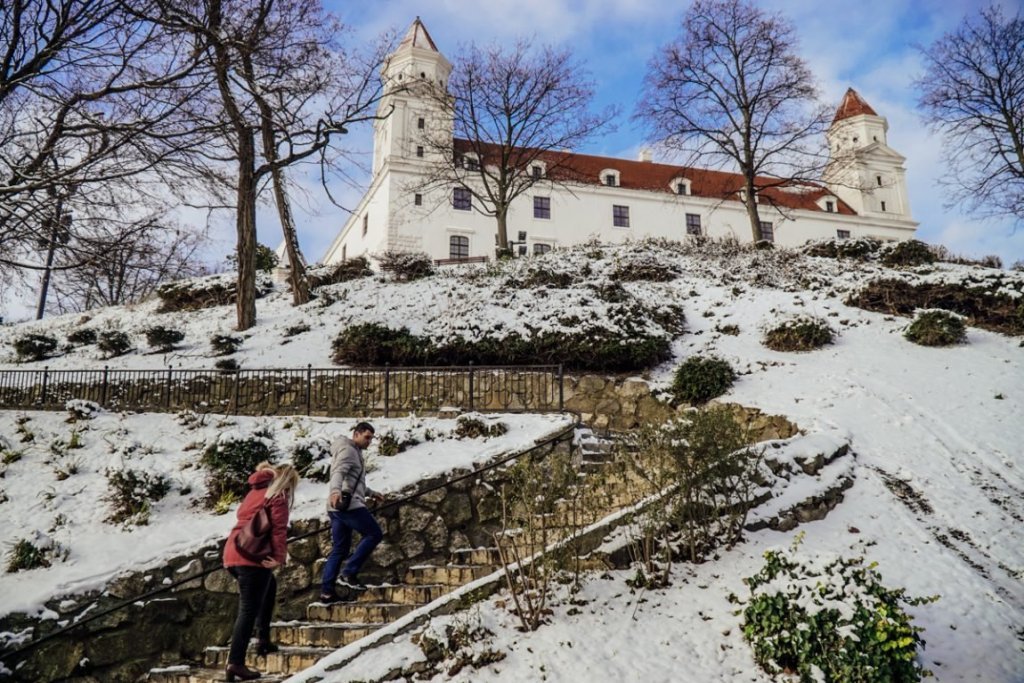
[327,435,376,511]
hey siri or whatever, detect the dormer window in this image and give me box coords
[826,201,835,213]
[532,165,542,180]
[462,155,480,171]
[601,169,620,187]
[671,177,692,196]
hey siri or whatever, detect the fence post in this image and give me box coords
[101,366,109,407]
[468,362,474,412]
[306,364,312,416]
[558,363,564,412]
[383,364,390,419]
[41,366,49,406]
[165,366,173,409]
[233,370,241,415]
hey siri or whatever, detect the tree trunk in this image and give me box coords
[235,129,258,330]
[496,211,510,258]
[743,176,762,242]
[270,166,310,304]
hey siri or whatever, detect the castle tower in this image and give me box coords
[372,18,453,175]
[824,88,911,220]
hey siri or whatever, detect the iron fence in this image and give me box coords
[0,364,564,417]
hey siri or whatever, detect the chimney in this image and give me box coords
[638,148,653,163]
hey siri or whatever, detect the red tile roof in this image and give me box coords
[833,88,878,123]
[453,138,856,216]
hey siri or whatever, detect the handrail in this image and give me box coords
[0,412,582,662]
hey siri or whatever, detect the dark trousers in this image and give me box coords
[321,507,383,593]
[227,566,276,665]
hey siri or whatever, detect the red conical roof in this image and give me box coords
[833,88,878,123]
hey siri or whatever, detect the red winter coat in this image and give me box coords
[223,469,289,568]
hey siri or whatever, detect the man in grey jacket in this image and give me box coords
[319,422,384,602]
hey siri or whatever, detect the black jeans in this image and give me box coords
[227,566,277,665]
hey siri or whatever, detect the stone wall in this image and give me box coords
[0,427,573,682]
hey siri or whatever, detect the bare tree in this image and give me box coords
[916,5,1024,227]
[637,0,829,242]
[418,40,616,255]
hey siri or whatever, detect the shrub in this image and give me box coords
[255,243,279,272]
[13,334,58,362]
[307,257,373,289]
[610,258,680,282]
[103,468,171,525]
[332,323,426,366]
[378,250,435,281]
[145,326,185,352]
[210,334,242,356]
[291,436,331,482]
[739,539,935,682]
[6,539,50,572]
[284,323,310,337]
[803,237,881,260]
[215,358,240,372]
[97,330,132,358]
[201,430,276,506]
[881,239,935,267]
[931,245,1002,269]
[455,415,508,439]
[66,328,97,346]
[671,355,736,404]
[156,273,273,313]
[377,430,420,456]
[763,316,834,352]
[65,399,101,422]
[904,309,967,346]
[521,267,577,288]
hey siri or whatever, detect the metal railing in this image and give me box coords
[0,364,564,416]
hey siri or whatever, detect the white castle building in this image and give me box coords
[322,19,916,265]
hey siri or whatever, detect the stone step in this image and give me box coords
[306,601,417,623]
[147,665,284,682]
[271,621,384,648]
[204,645,332,675]
[450,546,504,566]
[332,582,450,605]
[403,564,496,586]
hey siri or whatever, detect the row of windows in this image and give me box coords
[448,235,550,259]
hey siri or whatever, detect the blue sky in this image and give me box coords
[256,0,1020,268]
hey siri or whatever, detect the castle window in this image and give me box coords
[826,201,835,213]
[533,196,551,219]
[605,174,617,187]
[416,145,424,158]
[453,187,472,211]
[837,229,851,239]
[532,165,542,179]
[362,214,368,237]
[876,175,882,186]
[613,205,630,228]
[685,213,701,236]
[462,155,480,171]
[417,117,425,129]
[677,183,687,195]
[758,221,774,242]
[449,235,469,259]
[880,201,887,212]
[414,193,423,206]
[533,243,551,255]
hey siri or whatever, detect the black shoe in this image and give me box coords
[338,574,367,591]
[255,640,278,657]
[225,663,262,681]
[318,590,343,604]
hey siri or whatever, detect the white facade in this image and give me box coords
[323,21,917,265]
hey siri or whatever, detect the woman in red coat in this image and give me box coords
[222,462,299,681]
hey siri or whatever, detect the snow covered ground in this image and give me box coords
[1,241,1022,680]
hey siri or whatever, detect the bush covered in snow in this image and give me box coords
[377,429,420,456]
[103,468,171,526]
[97,330,132,358]
[739,539,935,682]
[156,272,273,313]
[763,316,834,352]
[209,333,242,356]
[671,355,736,404]
[66,328,97,346]
[904,310,967,347]
[307,256,373,289]
[214,358,240,372]
[201,428,276,507]
[454,415,508,439]
[803,237,881,261]
[379,250,435,281]
[13,333,58,362]
[5,533,66,573]
[145,325,185,352]
[881,240,935,268]
[65,399,101,422]
[291,436,331,482]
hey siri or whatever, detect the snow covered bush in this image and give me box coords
[65,399,101,422]
[376,429,420,456]
[66,328,97,346]
[254,243,279,272]
[803,237,881,260]
[156,272,273,313]
[904,310,967,347]
[215,358,240,372]
[610,254,680,282]
[332,323,424,365]
[763,316,834,352]
[13,333,58,362]
[671,355,736,404]
[454,415,508,439]
[291,436,331,482]
[209,333,242,356]
[413,613,505,677]
[144,325,185,352]
[5,532,66,572]
[97,330,132,358]
[739,538,936,682]
[306,256,372,288]
[378,250,435,281]
[881,239,935,268]
[103,468,171,526]
[201,429,276,507]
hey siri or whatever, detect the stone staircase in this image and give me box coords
[147,429,629,683]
